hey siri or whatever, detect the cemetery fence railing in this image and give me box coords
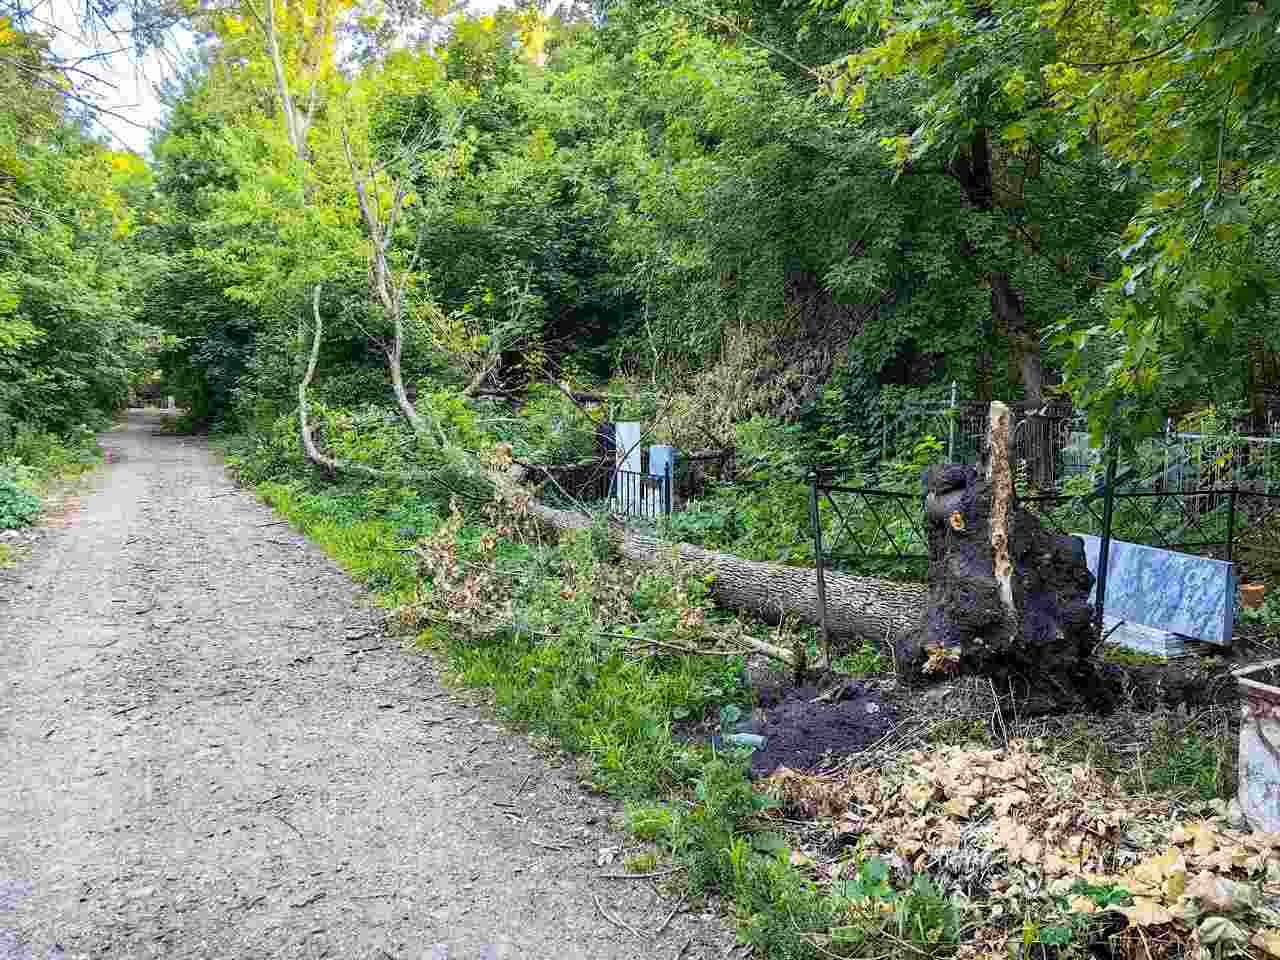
[809,428,1280,648]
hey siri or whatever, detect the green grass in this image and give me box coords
[255,481,421,600]
[832,640,890,677]
[1131,713,1236,801]
[1097,643,1169,666]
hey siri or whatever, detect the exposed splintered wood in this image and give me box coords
[987,400,1015,619]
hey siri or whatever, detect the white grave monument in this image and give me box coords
[613,421,642,516]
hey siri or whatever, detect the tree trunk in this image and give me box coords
[511,485,926,645]
[991,271,1044,405]
[894,403,1104,706]
[298,286,421,482]
[990,272,1055,484]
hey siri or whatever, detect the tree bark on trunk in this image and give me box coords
[508,483,926,645]
[991,271,1044,405]
[991,273,1054,484]
[298,285,400,479]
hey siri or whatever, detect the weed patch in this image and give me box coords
[0,425,103,529]
[1130,710,1236,801]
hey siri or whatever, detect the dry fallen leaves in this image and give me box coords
[764,739,1280,959]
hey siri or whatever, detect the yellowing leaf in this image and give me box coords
[1252,928,1280,957]
[1130,848,1186,898]
[1189,821,1217,856]
[1116,898,1173,928]
[905,782,936,810]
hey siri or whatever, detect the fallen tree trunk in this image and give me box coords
[508,481,926,646]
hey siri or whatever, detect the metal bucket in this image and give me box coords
[1234,658,1280,833]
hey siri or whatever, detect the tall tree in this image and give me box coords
[832,0,1280,430]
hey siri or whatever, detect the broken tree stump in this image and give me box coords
[895,402,1103,706]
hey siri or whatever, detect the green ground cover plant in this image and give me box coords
[0,424,103,529]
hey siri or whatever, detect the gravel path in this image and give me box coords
[0,412,732,960]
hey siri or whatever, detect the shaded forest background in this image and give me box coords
[3,0,1278,468]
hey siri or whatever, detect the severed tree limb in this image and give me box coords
[986,401,1016,619]
[327,122,925,651]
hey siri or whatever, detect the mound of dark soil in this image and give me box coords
[737,682,896,777]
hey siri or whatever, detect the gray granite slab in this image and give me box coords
[1078,534,1234,646]
[1100,616,1188,657]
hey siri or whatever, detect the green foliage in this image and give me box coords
[0,423,103,529]
[0,123,145,438]
[1133,713,1236,801]
[0,465,41,529]
[436,531,748,797]
[1238,592,1280,630]
[1,423,101,475]
[832,641,889,678]
[836,0,1280,431]
[220,413,311,486]
[820,857,960,956]
[489,385,597,463]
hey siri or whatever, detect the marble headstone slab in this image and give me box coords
[614,421,642,472]
[612,421,643,516]
[1078,534,1235,651]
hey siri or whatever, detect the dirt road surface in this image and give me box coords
[0,412,732,960]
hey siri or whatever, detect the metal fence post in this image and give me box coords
[808,471,830,664]
[948,380,957,462]
[1094,440,1119,636]
[664,461,673,517]
[1226,487,1237,563]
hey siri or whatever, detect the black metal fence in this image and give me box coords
[810,423,1280,641]
[556,463,673,519]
